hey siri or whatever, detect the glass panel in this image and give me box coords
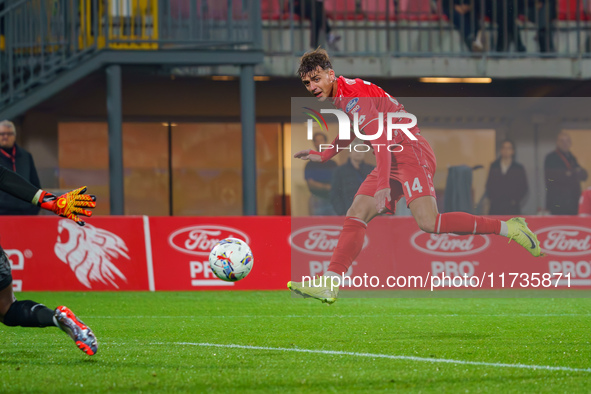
[420,129,496,213]
[287,119,342,217]
[171,123,243,216]
[59,121,283,216]
[256,123,283,215]
[59,122,170,216]
[563,129,591,192]
[122,123,169,216]
[58,122,110,215]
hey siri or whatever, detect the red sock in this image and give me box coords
[436,212,501,235]
[327,217,367,275]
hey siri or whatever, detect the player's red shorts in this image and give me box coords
[355,133,437,214]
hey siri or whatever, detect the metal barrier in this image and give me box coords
[0,0,261,108]
[263,0,591,57]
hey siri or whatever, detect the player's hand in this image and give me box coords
[374,188,391,213]
[38,186,97,226]
[294,149,322,162]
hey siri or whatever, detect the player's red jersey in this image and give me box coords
[334,76,420,142]
[319,76,421,192]
[579,187,591,215]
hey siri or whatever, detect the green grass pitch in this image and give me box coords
[1,291,590,392]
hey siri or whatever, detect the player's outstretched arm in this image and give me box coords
[0,167,96,226]
[34,187,96,226]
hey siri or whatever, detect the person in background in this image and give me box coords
[330,149,374,216]
[305,132,337,215]
[545,132,588,215]
[0,120,41,215]
[578,186,591,216]
[293,0,341,50]
[485,140,528,215]
[441,0,485,52]
[487,0,527,52]
[523,0,556,53]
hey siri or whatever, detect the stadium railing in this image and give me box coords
[263,0,591,57]
[0,0,261,110]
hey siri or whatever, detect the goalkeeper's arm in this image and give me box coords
[0,166,96,226]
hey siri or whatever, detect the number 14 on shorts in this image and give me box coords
[404,177,423,197]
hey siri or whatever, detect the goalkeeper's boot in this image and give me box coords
[54,306,98,356]
[506,217,543,257]
[287,277,339,304]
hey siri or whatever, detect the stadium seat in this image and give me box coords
[262,0,282,20]
[398,0,439,21]
[360,0,397,21]
[325,0,398,21]
[169,0,190,17]
[169,0,227,21]
[325,0,365,21]
[231,0,252,20]
[558,0,590,21]
[168,0,250,22]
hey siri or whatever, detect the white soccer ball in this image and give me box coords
[208,238,254,282]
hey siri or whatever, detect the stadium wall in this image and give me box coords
[3,216,590,292]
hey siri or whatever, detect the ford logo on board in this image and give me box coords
[537,226,591,256]
[289,225,369,256]
[410,232,490,256]
[168,225,250,256]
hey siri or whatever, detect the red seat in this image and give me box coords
[398,0,439,21]
[558,0,590,21]
[325,0,398,21]
[360,0,396,21]
[169,0,229,20]
[169,0,193,17]
[325,0,365,20]
[262,0,283,20]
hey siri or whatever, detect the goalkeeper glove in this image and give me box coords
[35,186,96,226]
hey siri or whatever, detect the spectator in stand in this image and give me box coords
[293,0,341,50]
[305,132,337,215]
[442,0,485,51]
[485,140,528,215]
[0,121,41,216]
[486,0,527,52]
[522,0,557,52]
[330,149,374,216]
[545,132,588,215]
[578,187,591,215]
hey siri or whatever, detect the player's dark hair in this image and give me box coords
[298,48,332,78]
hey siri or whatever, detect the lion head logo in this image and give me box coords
[54,219,129,289]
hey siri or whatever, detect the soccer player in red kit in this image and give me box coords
[288,48,543,303]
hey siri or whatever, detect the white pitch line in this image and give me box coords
[153,342,591,373]
[86,313,591,319]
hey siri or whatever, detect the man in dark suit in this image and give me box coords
[545,132,588,215]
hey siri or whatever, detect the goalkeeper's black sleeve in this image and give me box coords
[0,166,39,205]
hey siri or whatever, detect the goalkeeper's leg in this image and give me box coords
[0,249,98,355]
[0,248,56,328]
